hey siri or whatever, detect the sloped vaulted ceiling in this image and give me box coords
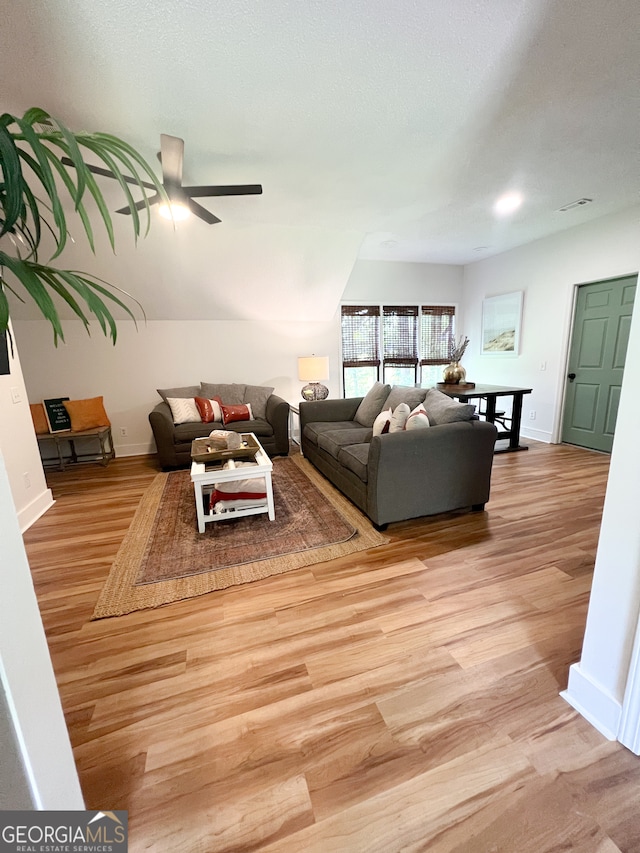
[1,0,638,321]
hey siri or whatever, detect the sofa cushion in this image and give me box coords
[157,385,201,403]
[318,427,373,460]
[385,385,428,411]
[200,382,246,405]
[303,420,363,447]
[354,381,391,427]
[389,403,410,432]
[337,443,370,483]
[174,418,273,444]
[166,397,201,424]
[244,385,274,419]
[424,388,476,424]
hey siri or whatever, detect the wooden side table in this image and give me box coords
[37,426,115,471]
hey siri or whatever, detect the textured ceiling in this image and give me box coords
[1,0,638,268]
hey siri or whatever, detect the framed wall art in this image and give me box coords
[481,291,523,356]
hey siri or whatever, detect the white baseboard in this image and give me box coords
[18,488,55,533]
[520,426,552,443]
[560,662,621,741]
[114,442,155,458]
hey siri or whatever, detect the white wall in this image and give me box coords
[462,206,640,444]
[461,206,640,743]
[562,290,640,740]
[13,318,343,455]
[0,324,53,530]
[343,259,464,306]
[13,260,465,455]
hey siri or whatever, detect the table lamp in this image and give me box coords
[298,356,330,401]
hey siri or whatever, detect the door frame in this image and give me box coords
[555,272,638,445]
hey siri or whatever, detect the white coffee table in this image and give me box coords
[190,433,275,533]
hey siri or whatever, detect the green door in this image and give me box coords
[562,276,637,452]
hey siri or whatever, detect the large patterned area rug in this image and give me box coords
[92,455,388,619]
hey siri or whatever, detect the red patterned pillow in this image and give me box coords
[195,397,222,423]
[220,402,253,425]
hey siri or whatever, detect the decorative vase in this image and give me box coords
[443,361,467,384]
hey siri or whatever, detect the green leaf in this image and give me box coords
[43,147,95,252]
[13,116,68,258]
[0,126,23,235]
[0,252,65,341]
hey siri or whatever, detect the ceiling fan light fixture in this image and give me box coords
[158,201,191,221]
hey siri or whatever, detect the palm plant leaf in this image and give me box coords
[0,107,165,343]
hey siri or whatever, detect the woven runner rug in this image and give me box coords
[92,454,388,619]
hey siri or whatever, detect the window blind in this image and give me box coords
[420,306,455,365]
[383,305,419,366]
[341,305,381,366]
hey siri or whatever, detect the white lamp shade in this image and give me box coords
[298,356,329,382]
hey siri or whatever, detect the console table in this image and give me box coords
[37,426,115,471]
[437,384,533,452]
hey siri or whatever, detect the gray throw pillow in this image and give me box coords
[157,385,201,403]
[385,385,428,411]
[200,382,247,405]
[354,381,391,427]
[244,385,274,420]
[424,388,476,424]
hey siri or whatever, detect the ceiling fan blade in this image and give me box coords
[160,134,184,186]
[187,198,221,224]
[183,184,263,198]
[61,156,156,190]
[115,194,160,215]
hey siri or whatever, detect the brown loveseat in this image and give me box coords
[149,382,290,468]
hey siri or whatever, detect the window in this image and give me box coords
[383,305,419,386]
[341,303,456,395]
[341,306,381,397]
[420,306,455,388]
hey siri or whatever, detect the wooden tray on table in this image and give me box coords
[190,434,259,465]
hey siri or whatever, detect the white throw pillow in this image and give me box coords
[405,403,431,430]
[166,397,200,424]
[372,408,392,436]
[390,403,410,432]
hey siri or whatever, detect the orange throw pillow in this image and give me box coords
[63,397,111,432]
[30,403,50,435]
[194,396,223,423]
[220,402,253,425]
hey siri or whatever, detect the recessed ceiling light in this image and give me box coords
[494,192,523,217]
[557,198,593,212]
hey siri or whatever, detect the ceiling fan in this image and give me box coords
[62,134,262,224]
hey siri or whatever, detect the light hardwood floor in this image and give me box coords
[23,441,640,853]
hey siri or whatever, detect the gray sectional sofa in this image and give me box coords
[149,382,290,468]
[300,383,498,528]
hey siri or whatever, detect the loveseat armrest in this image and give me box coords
[300,397,363,429]
[149,402,178,468]
[265,394,291,455]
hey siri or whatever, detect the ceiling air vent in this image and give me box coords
[557,198,593,212]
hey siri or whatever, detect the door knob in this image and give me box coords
[568,373,576,382]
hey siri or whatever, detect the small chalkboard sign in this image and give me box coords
[43,398,72,432]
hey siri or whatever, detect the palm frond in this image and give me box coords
[0,107,163,343]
